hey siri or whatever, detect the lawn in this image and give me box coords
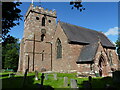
[0,71,120,89]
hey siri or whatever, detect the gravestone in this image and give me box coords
[112,71,120,83]
[9,73,12,78]
[41,73,45,86]
[9,73,15,78]
[70,79,77,88]
[22,69,28,87]
[54,74,57,80]
[83,81,92,89]
[88,76,92,82]
[45,74,48,80]
[35,71,39,80]
[64,77,68,87]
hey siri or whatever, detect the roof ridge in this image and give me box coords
[59,21,102,34]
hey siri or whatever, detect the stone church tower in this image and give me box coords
[18,4,57,72]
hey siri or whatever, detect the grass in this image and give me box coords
[0,72,120,89]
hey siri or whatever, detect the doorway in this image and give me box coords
[98,55,107,77]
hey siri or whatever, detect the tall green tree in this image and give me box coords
[70,0,85,12]
[2,35,19,71]
[2,1,22,71]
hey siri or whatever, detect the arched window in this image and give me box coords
[109,51,113,66]
[42,17,45,26]
[41,29,46,41]
[56,38,62,59]
[41,34,45,41]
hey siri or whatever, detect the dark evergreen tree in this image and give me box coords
[2,2,22,40]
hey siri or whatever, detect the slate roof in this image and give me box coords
[76,42,99,63]
[59,21,115,63]
[60,22,115,48]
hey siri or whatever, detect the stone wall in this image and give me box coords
[18,4,57,72]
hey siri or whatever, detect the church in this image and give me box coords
[18,4,119,77]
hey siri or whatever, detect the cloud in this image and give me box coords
[104,27,118,36]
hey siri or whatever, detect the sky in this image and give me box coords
[9,2,118,44]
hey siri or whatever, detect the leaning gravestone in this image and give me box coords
[35,71,39,80]
[70,79,77,88]
[64,77,68,87]
[54,74,57,80]
[45,74,48,80]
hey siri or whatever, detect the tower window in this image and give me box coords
[41,29,46,41]
[56,38,62,59]
[42,17,45,26]
[36,17,39,20]
[41,34,45,41]
[48,20,51,23]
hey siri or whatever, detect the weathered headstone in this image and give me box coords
[64,77,68,87]
[54,74,57,80]
[45,74,48,80]
[41,73,45,86]
[83,81,92,89]
[35,71,39,80]
[70,79,77,88]
[88,76,92,82]
[113,71,120,83]
[22,69,28,87]
[9,73,11,78]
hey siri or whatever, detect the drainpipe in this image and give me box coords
[46,42,53,71]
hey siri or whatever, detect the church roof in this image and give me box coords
[59,21,115,48]
[59,21,116,63]
[77,42,99,63]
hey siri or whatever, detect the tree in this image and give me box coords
[116,40,120,60]
[2,36,19,71]
[70,0,85,12]
[2,2,22,40]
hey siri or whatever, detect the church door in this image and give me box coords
[98,55,107,77]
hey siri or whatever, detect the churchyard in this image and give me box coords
[0,70,120,89]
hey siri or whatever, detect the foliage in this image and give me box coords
[70,0,85,12]
[2,2,22,40]
[2,36,19,71]
[116,40,120,60]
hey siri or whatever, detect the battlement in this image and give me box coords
[25,4,57,20]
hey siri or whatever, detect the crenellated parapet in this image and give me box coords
[25,4,57,20]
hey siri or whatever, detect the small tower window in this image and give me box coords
[41,34,45,41]
[48,20,51,23]
[41,29,46,41]
[36,17,39,20]
[56,38,62,59]
[109,51,113,66]
[42,17,45,26]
